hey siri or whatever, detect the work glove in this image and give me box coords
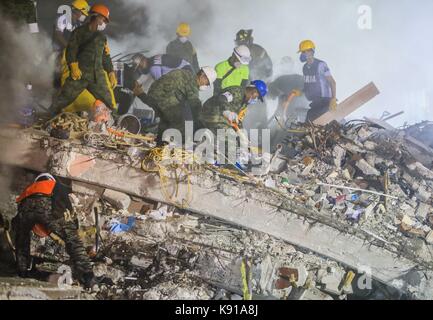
[109,71,118,89]
[329,98,338,111]
[70,62,82,81]
[223,110,239,124]
[133,81,144,96]
[291,89,302,97]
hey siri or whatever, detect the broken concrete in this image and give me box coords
[102,189,131,211]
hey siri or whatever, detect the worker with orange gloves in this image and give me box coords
[298,40,337,121]
[12,174,98,288]
[51,4,117,116]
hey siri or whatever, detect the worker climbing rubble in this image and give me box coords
[235,29,273,81]
[50,4,117,116]
[297,40,337,122]
[214,45,251,95]
[166,22,200,74]
[11,173,99,288]
[141,66,217,144]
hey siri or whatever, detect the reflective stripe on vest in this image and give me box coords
[16,180,56,203]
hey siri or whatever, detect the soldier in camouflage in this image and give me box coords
[51,4,117,115]
[200,81,268,135]
[12,173,96,288]
[142,67,216,143]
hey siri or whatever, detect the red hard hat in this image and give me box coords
[90,4,110,22]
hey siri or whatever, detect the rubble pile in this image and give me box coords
[266,121,433,262]
[3,117,433,300]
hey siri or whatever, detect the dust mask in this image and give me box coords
[234,62,242,69]
[248,97,259,105]
[199,85,210,91]
[78,15,86,22]
[179,36,188,43]
[97,22,106,31]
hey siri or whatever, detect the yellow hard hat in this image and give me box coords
[177,23,191,37]
[72,0,90,16]
[298,40,316,53]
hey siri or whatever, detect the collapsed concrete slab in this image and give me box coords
[1,128,433,299]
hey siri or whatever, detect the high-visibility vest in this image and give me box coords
[16,180,56,203]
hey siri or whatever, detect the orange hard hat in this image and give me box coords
[90,4,110,22]
[32,224,50,238]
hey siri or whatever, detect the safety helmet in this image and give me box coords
[233,45,251,65]
[34,173,56,183]
[90,4,110,22]
[298,40,316,53]
[201,66,217,84]
[72,0,90,16]
[177,23,191,37]
[250,80,268,102]
[236,29,253,44]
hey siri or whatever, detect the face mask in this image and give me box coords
[97,22,106,31]
[199,85,210,91]
[179,37,188,43]
[248,98,259,105]
[78,15,86,22]
[300,52,308,63]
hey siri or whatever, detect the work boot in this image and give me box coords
[80,272,114,289]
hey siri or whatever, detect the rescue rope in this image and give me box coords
[141,146,199,208]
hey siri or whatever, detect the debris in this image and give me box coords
[148,206,173,221]
[356,159,380,176]
[425,231,433,244]
[107,216,136,233]
[102,189,132,210]
[313,82,380,126]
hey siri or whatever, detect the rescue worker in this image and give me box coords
[131,53,193,81]
[141,67,217,143]
[214,45,251,95]
[166,23,200,74]
[53,0,90,54]
[200,80,268,134]
[298,40,337,122]
[12,173,96,287]
[235,29,273,81]
[51,4,118,115]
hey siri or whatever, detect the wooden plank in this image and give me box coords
[314,82,380,126]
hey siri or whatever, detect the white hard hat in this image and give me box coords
[201,66,217,84]
[233,45,251,65]
[34,173,56,182]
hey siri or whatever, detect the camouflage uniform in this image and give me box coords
[12,184,93,282]
[147,69,202,141]
[200,86,246,134]
[166,38,200,74]
[52,23,115,113]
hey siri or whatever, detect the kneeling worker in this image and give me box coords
[12,173,97,288]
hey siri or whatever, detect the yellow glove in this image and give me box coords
[109,71,117,89]
[70,62,82,81]
[291,89,302,97]
[330,98,338,111]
